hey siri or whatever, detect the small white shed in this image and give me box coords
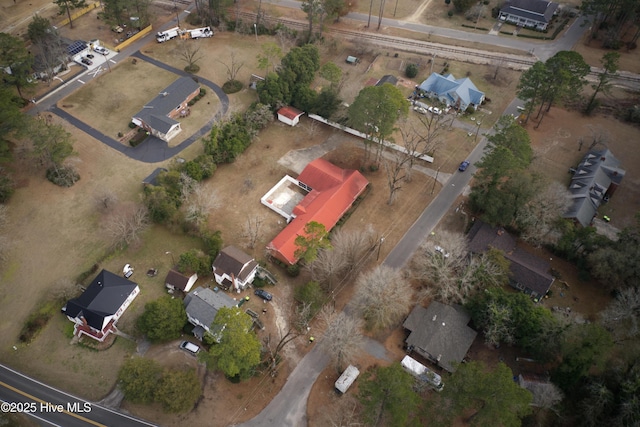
[277,106,305,127]
[335,365,360,394]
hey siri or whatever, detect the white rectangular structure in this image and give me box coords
[401,355,444,391]
[335,365,360,394]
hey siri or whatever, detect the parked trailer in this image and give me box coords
[156,27,180,43]
[335,365,360,394]
[401,355,444,391]
[181,26,213,39]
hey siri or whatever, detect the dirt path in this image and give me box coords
[406,0,433,23]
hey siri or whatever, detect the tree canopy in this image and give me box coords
[137,295,187,342]
[357,363,420,426]
[347,83,409,165]
[294,221,332,264]
[206,307,262,380]
[155,368,202,413]
[0,33,34,98]
[469,116,535,227]
[431,361,533,426]
[118,357,162,404]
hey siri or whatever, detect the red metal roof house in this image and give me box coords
[266,159,369,265]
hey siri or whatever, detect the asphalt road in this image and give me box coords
[0,364,157,427]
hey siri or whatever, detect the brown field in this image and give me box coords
[1,1,640,426]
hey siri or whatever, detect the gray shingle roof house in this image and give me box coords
[132,77,200,142]
[499,0,559,31]
[212,246,259,291]
[564,149,625,227]
[165,269,198,293]
[184,286,236,340]
[403,303,477,373]
[467,221,555,301]
[418,73,485,111]
[63,270,140,342]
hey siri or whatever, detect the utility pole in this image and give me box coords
[430,166,441,195]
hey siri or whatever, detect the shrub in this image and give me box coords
[117,131,123,138]
[222,80,243,94]
[199,88,206,96]
[46,166,80,187]
[448,10,454,17]
[128,122,137,129]
[287,264,300,277]
[405,63,419,78]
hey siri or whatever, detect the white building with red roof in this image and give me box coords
[277,106,305,126]
[263,158,369,265]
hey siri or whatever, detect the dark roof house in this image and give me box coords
[564,149,625,227]
[184,286,236,340]
[212,246,259,291]
[499,0,559,31]
[132,77,200,142]
[63,270,140,342]
[403,302,477,373]
[376,75,398,86]
[467,220,555,300]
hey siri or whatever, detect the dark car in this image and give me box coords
[254,289,272,301]
[81,57,92,66]
[86,53,94,59]
[458,160,470,172]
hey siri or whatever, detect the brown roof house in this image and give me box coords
[467,220,555,301]
[132,76,200,142]
[403,302,477,373]
[212,246,259,292]
[165,269,198,293]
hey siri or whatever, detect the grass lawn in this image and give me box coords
[60,59,178,140]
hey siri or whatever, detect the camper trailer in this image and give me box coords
[401,355,444,391]
[335,365,360,394]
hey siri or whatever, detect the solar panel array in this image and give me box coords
[66,41,88,56]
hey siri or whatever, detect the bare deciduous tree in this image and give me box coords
[240,214,265,249]
[528,381,564,410]
[383,151,411,205]
[94,189,118,212]
[516,181,572,246]
[331,226,376,275]
[316,394,361,427]
[307,247,347,291]
[413,230,476,304]
[180,41,203,73]
[484,300,516,346]
[353,265,413,331]
[217,51,245,82]
[183,184,219,229]
[600,287,640,340]
[105,204,150,249]
[263,326,302,377]
[319,308,364,371]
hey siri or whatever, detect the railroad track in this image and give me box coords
[234,10,640,85]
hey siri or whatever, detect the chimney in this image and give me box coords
[432,315,437,321]
[437,354,442,362]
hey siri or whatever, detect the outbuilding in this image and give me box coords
[277,106,305,127]
[335,365,360,394]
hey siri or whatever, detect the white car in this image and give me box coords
[94,46,109,55]
[179,341,200,355]
[413,106,427,115]
[431,107,442,115]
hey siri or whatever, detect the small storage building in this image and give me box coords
[335,365,360,394]
[277,106,304,127]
